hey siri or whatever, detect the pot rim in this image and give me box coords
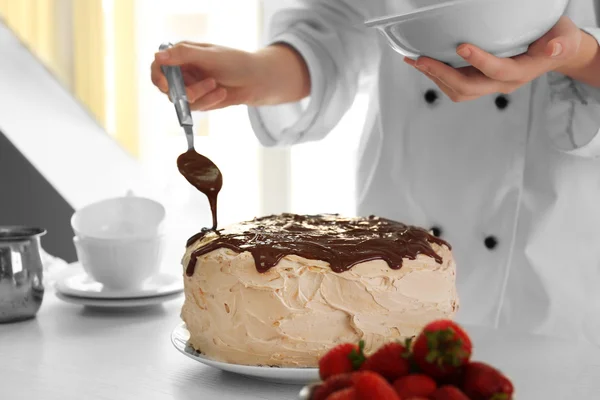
[0,226,47,242]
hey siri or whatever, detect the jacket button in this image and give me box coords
[430,226,443,237]
[484,236,498,250]
[495,95,509,110]
[424,90,439,104]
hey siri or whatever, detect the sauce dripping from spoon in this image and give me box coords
[159,43,224,231]
[177,148,223,231]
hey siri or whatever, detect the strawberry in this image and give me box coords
[462,361,514,400]
[436,368,466,387]
[431,385,470,400]
[319,342,366,380]
[360,342,411,382]
[312,373,354,400]
[412,320,472,379]
[393,374,437,398]
[325,387,357,400]
[353,371,400,400]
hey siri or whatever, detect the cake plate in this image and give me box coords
[171,322,320,385]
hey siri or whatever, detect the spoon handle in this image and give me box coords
[159,43,194,128]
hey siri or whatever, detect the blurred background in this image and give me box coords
[0,0,369,263]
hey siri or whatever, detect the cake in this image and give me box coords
[180,214,459,368]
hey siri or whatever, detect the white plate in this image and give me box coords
[171,322,320,385]
[55,290,183,308]
[55,267,183,299]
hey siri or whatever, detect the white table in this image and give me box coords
[1,288,600,400]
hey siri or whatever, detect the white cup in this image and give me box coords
[71,195,166,240]
[73,235,165,290]
[71,195,167,290]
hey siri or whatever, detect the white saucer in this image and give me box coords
[55,290,183,308]
[55,267,183,299]
[171,322,320,385]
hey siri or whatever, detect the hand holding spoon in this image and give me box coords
[159,43,223,230]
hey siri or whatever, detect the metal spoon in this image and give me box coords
[159,43,195,150]
[159,43,223,230]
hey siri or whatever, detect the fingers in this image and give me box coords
[420,69,480,103]
[408,57,512,98]
[190,86,254,111]
[189,87,227,111]
[154,42,203,66]
[150,41,232,111]
[456,44,525,82]
[458,17,581,82]
[459,44,557,83]
[187,78,217,102]
[403,16,581,103]
[151,61,221,104]
[405,57,518,102]
[150,60,168,93]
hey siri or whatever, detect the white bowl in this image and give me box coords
[73,235,165,290]
[71,195,166,240]
[365,0,570,68]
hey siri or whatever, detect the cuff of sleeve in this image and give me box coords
[248,32,326,147]
[559,127,600,157]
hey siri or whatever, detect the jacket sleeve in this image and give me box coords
[546,0,600,158]
[247,1,381,147]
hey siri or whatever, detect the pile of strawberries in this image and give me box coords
[311,320,514,400]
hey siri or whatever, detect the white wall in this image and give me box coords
[259,0,369,217]
[0,22,155,210]
[0,20,157,260]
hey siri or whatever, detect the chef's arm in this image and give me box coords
[248,0,380,147]
[251,44,311,105]
[555,30,600,87]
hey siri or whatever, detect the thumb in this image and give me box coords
[154,43,200,66]
[540,18,581,61]
[544,39,571,60]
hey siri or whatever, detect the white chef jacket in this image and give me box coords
[248,0,600,346]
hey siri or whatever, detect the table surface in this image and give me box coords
[1,284,600,400]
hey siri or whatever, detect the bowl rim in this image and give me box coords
[364,0,491,27]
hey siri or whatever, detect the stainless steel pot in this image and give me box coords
[0,226,46,323]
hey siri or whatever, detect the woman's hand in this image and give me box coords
[405,17,587,102]
[150,42,310,111]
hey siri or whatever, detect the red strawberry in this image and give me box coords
[462,362,514,400]
[431,385,470,400]
[353,371,400,400]
[393,374,437,398]
[325,387,357,400]
[436,368,466,387]
[412,320,473,379]
[360,342,411,382]
[312,373,354,400]
[319,342,366,380]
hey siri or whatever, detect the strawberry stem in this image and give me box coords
[424,328,468,370]
[348,340,366,370]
